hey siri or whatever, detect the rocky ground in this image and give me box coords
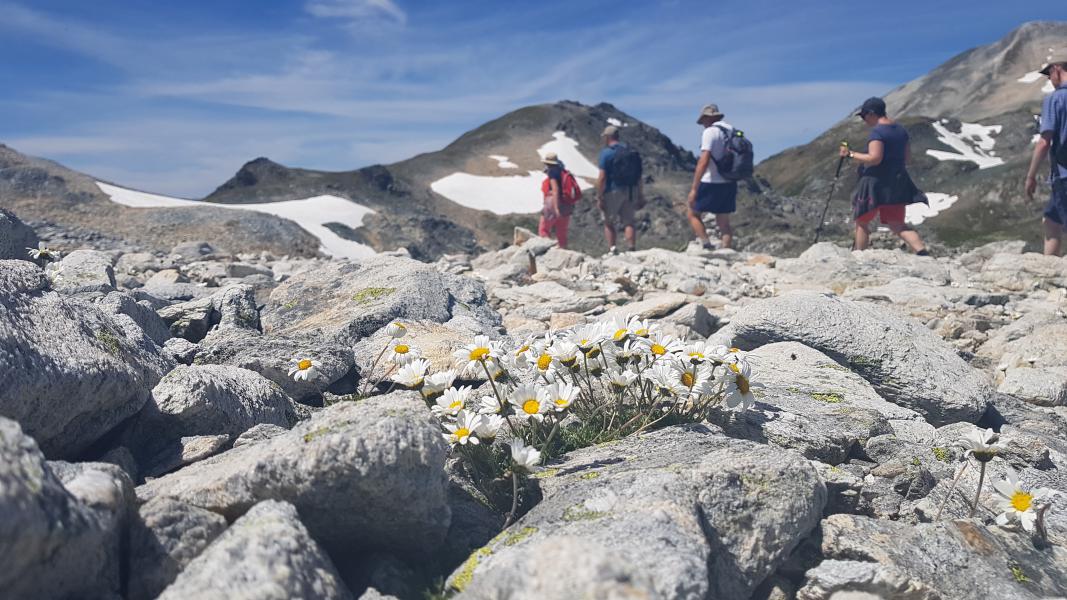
[3,205,1067,600]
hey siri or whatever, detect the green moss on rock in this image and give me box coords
[351,287,396,304]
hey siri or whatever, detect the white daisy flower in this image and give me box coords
[287,358,318,382]
[27,242,61,262]
[673,362,714,397]
[650,363,685,397]
[683,341,717,364]
[607,369,637,393]
[477,395,503,415]
[627,317,657,339]
[639,332,682,360]
[723,358,762,410]
[384,322,408,339]
[453,335,496,377]
[390,341,420,365]
[992,468,1056,532]
[432,385,472,418]
[421,369,458,399]
[393,358,430,388]
[443,411,484,447]
[546,382,579,411]
[570,323,608,354]
[475,414,506,440]
[550,342,580,368]
[510,439,542,474]
[709,345,744,364]
[606,316,633,343]
[961,427,1005,463]
[510,383,550,422]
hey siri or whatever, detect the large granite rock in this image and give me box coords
[0,207,39,261]
[137,391,450,557]
[713,291,992,425]
[451,425,826,599]
[262,255,500,346]
[46,248,116,294]
[157,500,353,600]
[0,260,170,457]
[0,418,131,599]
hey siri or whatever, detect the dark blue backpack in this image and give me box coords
[712,124,754,181]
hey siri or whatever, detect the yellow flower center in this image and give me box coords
[635,328,649,337]
[651,344,666,355]
[681,372,695,387]
[1011,491,1033,512]
[469,347,490,361]
[729,347,741,353]
[534,355,551,370]
[555,398,568,406]
[516,345,530,355]
[522,399,541,414]
[689,352,704,359]
[453,427,470,440]
[297,359,312,370]
[728,363,740,374]
[394,344,410,354]
[613,328,628,340]
[449,400,463,410]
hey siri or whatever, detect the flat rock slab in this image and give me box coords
[713,291,992,425]
[0,260,170,457]
[262,255,499,346]
[158,500,353,600]
[451,424,825,599]
[137,391,449,557]
[808,514,1067,599]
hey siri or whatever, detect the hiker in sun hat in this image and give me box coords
[1025,49,1067,256]
[687,103,739,250]
[597,125,644,254]
[538,152,580,249]
[840,96,929,255]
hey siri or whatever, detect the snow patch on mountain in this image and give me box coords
[926,121,1005,169]
[606,118,628,128]
[431,132,596,215]
[96,182,376,259]
[489,155,518,169]
[1017,71,1056,94]
[906,192,958,225]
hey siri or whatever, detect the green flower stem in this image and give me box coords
[503,470,520,528]
[936,459,970,521]
[481,359,518,438]
[360,340,392,396]
[540,422,561,459]
[970,461,987,518]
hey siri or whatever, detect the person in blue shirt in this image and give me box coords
[840,97,929,255]
[1025,51,1067,256]
[596,125,644,254]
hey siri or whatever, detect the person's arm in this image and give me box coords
[688,151,711,209]
[841,140,884,167]
[549,178,561,216]
[1026,132,1053,199]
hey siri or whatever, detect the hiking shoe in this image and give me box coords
[916,249,931,257]
[609,245,619,255]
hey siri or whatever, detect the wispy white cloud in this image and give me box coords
[305,0,407,28]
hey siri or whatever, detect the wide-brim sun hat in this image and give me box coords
[542,152,560,165]
[1039,49,1067,75]
[601,125,620,138]
[696,104,724,123]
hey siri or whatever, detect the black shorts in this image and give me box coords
[694,182,737,214]
[1044,179,1067,225]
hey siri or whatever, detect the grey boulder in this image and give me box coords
[0,208,39,261]
[262,255,500,346]
[0,260,169,457]
[0,417,131,599]
[451,424,826,599]
[46,248,116,294]
[127,497,229,600]
[713,291,992,425]
[137,391,450,557]
[157,500,353,600]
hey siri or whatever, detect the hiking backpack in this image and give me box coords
[541,169,583,205]
[608,144,643,188]
[712,124,755,181]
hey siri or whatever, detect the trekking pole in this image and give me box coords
[813,141,849,244]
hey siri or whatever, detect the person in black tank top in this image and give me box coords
[839,97,929,255]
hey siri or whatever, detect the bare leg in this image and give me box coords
[854,222,871,250]
[603,220,617,249]
[623,225,636,251]
[716,214,733,249]
[688,207,710,242]
[1044,218,1063,256]
[887,223,926,253]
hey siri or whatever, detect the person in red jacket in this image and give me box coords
[539,152,571,249]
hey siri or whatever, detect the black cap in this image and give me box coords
[857,97,887,118]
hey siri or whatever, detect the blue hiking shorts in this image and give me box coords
[1044,178,1067,225]
[694,182,737,214]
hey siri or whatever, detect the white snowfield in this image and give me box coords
[607,118,628,127]
[925,120,1005,170]
[96,182,376,259]
[431,131,599,215]
[906,192,958,225]
[488,155,518,169]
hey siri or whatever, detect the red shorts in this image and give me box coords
[856,204,905,226]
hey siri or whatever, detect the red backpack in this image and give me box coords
[541,169,582,205]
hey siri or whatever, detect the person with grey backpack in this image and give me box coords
[686,103,753,250]
[1025,50,1067,256]
[597,125,644,254]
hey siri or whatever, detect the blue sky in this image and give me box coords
[0,0,1053,197]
